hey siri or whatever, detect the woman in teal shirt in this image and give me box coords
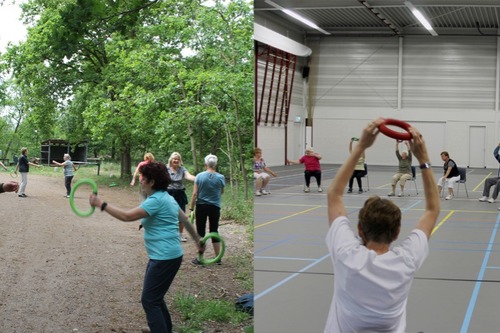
[89,162,203,333]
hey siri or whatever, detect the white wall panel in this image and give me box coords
[256,33,500,168]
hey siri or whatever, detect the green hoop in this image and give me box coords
[198,232,225,265]
[189,211,195,224]
[70,178,98,217]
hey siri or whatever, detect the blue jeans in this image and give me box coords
[142,256,183,333]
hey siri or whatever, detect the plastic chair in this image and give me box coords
[407,166,419,195]
[456,167,469,198]
[361,163,369,191]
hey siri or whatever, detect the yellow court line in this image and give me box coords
[473,172,493,192]
[431,210,455,236]
[255,205,323,229]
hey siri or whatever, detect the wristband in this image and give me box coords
[419,163,431,170]
[101,202,108,211]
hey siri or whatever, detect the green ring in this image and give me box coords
[198,232,225,265]
[189,211,195,224]
[70,178,98,217]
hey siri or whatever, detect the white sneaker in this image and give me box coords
[388,192,395,197]
[261,190,270,195]
[488,198,495,203]
[255,191,262,196]
[445,195,453,200]
[318,187,323,192]
[479,196,488,202]
[304,187,310,193]
[397,192,404,197]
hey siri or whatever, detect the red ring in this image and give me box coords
[378,119,412,140]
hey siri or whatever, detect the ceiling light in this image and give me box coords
[404,1,437,36]
[265,0,331,35]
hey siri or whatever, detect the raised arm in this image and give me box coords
[312,152,322,160]
[409,128,440,238]
[130,165,141,186]
[286,158,301,165]
[184,169,196,182]
[328,118,384,225]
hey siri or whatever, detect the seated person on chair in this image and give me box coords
[325,118,440,333]
[437,151,460,200]
[388,140,412,197]
[479,142,500,203]
[348,138,365,194]
[253,147,276,196]
[287,147,323,193]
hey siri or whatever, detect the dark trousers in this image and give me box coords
[142,256,183,333]
[65,176,74,196]
[195,204,221,243]
[304,170,321,187]
[483,177,500,199]
[349,170,365,190]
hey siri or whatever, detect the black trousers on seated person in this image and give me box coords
[305,170,321,187]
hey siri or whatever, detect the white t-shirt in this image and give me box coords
[324,216,429,333]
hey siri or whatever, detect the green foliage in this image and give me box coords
[173,292,250,332]
[1,0,253,185]
[221,187,254,226]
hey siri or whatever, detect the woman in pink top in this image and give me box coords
[287,147,323,193]
[131,152,155,189]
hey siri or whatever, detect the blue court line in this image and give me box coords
[254,253,331,301]
[254,199,423,304]
[460,212,500,333]
[254,235,296,255]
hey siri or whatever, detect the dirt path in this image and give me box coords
[0,174,251,332]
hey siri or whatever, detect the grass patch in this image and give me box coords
[173,292,250,332]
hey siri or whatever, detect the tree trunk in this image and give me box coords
[232,96,249,199]
[120,147,132,180]
[188,123,197,173]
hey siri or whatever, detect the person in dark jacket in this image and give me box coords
[15,147,41,198]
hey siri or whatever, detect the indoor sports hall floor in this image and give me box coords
[254,164,500,333]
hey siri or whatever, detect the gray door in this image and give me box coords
[469,126,486,168]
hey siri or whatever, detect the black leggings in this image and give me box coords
[349,170,365,190]
[195,204,221,243]
[304,170,321,187]
[65,176,74,195]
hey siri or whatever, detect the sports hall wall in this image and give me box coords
[256,21,500,169]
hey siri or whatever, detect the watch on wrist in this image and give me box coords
[419,163,431,169]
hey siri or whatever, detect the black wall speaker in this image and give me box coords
[302,66,310,78]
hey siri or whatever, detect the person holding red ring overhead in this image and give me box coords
[325,118,440,333]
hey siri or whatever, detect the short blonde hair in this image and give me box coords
[144,152,155,161]
[168,152,184,167]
